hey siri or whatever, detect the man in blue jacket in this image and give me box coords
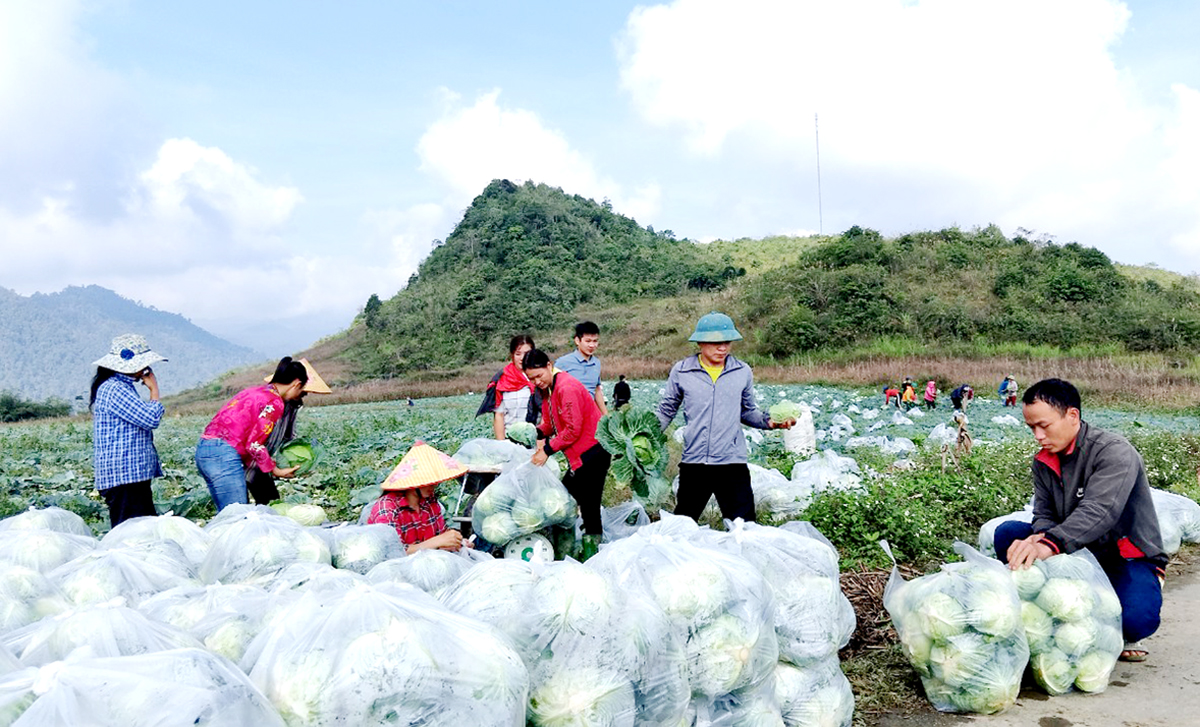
[995,378,1166,663]
[656,312,794,522]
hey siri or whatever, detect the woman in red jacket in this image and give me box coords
[522,348,610,559]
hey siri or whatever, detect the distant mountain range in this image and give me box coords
[0,286,263,403]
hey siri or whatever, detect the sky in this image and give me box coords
[2,0,1198,354]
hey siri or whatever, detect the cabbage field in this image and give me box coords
[1,380,1199,725]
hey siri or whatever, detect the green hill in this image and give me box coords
[333,180,1200,383]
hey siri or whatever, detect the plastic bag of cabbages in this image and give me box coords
[1010,550,1123,695]
[471,462,577,546]
[240,581,528,727]
[883,541,1029,715]
[0,648,285,725]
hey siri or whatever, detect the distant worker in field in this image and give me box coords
[195,357,307,512]
[900,380,918,410]
[923,380,938,409]
[612,374,632,410]
[883,386,900,407]
[90,334,168,527]
[555,321,607,416]
[522,348,610,560]
[994,378,1165,663]
[1000,375,1019,406]
[368,441,470,554]
[476,334,540,441]
[950,383,974,411]
[656,312,795,524]
[245,358,331,505]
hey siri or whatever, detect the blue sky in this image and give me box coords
[2,0,1198,354]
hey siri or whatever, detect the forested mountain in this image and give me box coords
[336,180,1200,382]
[0,286,262,404]
[350,179,742,375]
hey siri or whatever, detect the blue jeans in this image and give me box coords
[195,438,249,512]
[994,520,1162,642]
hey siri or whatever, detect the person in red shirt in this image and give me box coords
[367,441,470,554]
[522,348,610,560]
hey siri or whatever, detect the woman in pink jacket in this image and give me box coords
[195,357,308,511]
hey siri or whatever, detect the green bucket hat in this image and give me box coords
[688,312,743,343]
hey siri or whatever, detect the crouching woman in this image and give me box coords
[368,442,470,554]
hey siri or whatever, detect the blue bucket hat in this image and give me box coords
[688,312,743,343]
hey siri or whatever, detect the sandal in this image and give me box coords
[1119,649,1148,662]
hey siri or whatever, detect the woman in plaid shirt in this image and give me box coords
[368,442,470,554]
[90,334,168,527]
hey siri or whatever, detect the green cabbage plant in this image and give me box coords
[595,408,668,499]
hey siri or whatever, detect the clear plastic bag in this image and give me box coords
[138,583,277,663]
[199,511,331,586]
[0,644,19,676]
[0,566,71,634]
[0,507,93,538]
[589,531,779,709]
[600,501,650,542]
[1,600,200,666]
[241,582,528,727]
[1010,550,1123,695]
[774,657,855,727]
[366,549,474,597]
[883,541,1029,715]
[0,529,97,573]
[748,464,808,521]
[711,520,855,667]
[786,451,863,509]
[453,438,534,471]
[0,647,286,725]
[101,515,211,570]
[326,523,404,574]
[48,546,196,607]
[438,558,538,631]
[977,508,1034,558]
[471,462,577,546]
[1151,488,1200,549]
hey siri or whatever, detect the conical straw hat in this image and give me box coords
[380,441,467,491]
[263,358,331,394]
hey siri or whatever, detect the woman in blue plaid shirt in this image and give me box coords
[90,334,168,527]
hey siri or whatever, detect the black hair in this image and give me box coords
[269,357,309,387]
[574,321,600,338]
[619,374,626,380]
[508,334,535,356]
[521,348,552,370]
[1022,378,1081,415]
[89,367,119,410]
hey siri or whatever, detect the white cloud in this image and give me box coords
[416,89,661,222]
[617,0,1200,273]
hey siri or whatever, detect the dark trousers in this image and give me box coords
[993,520,1162,642]
[674,462,756,523]
[101,480,157,528]
[246,469,281,505]
[562,444,611,536]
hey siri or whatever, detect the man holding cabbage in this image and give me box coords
[655,312,794,523]
[995,378,1166,663]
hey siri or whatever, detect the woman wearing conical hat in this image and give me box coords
[367,442,471,555]
[245,358,332,505]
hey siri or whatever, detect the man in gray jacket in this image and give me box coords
[995,378,1165,662]
[656,312,794,522]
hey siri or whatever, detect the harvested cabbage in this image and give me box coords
[506,421,538,448]
[327,523,403,574]
[595,408,669,499]
[472,463,577,546]
[275,438,320,476]
[883,541,1028,714]
[769,401,803,424]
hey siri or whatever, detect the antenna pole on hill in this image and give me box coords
[815,113,824,235]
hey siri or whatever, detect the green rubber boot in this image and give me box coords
[580,534,601,562]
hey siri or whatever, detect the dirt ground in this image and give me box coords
[876,552,1200,727]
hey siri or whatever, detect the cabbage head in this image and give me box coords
[949,678,1019,715]
[595,408,668,499]
[928,632,989,688]
[1074,649,1117,693]
[965,591,1018,637]
[686,614,763,697]
[1020,602,1055,652]
[769,401,803,424]
[1053,619,1096,657]
[481,513,521,545]
[1030,648,1076,695]
[528,666,635,727]
[914,592,967,640]
[1010,565,1047,601]
[506,421,537,448]
[276,438,321,476]
[1035,579,1092,622]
